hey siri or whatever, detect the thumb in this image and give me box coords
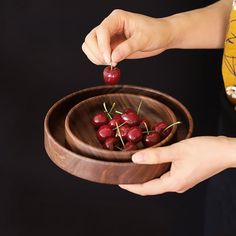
[132,145,176,164]
[111,35,141,63]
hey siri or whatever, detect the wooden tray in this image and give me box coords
[44,85,193,184]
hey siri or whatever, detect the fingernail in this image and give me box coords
[132,153,145,163]
[103,53,111,65]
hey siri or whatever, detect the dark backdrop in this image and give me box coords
[0,1,224,235]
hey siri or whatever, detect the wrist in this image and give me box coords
[151,16,179,51]
[163,13,186,49]
[216,136,236,169]
[225,137,236,168]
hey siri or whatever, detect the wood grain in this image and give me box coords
[65,93,177,162]
[44,85,193,184]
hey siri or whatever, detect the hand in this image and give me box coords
[82,9,173,66]
[119,136,236,196]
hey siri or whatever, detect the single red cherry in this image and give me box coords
[92,112,108,127]
[103,66,121,85]
[123,141,137,151]
[121,111,140,126]
[119,124,130,141]
[139,118,150,131]
[96,125,114,143]
[103,137,119,150]
[152,121,168,133]
[143,132,161,147]
[152,121,171,139]
[108,114,123,129]
[127,126,143,143]
[123,108,136,114]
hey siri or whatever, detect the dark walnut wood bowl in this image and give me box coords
[44,85,194,184]
[65,93,177,162]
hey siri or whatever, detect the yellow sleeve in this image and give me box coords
[222,1,236,106]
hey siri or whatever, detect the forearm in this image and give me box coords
[165,0,232,49]
[225,137,236,168]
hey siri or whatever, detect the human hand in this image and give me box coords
[82,9,173,66]
[119,136,236,196]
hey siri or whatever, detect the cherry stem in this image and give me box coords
[115,122,125,147]
[163,121,182,133]
[144,121,149,135]
[115,145,122,151]
[103,102,112,120]
[110,64,113,70]
[115,110,123,115]
[112,121,127,131]
[137,100,143,115]
[109,102,116,114]
[142,130,155,134]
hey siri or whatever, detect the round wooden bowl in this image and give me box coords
[44,85,194,184]
[65,93,177,162]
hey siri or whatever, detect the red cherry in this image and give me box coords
[103,66,121,85]
[152,121,171,139]
[143,132,161,147]
[96,125,114,143]
[127,126,143,143]
[123,108,136,113]
[119,124,130,141]
[103,137,119,150]
[92,112,108,127]
[108,114,123,129]
[121,111,140,126]
[152,121,167,133]
[123,141,137,151]
[139,118,150,131]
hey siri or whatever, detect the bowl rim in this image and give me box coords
[43,84,194,167]
[64,92,178,160]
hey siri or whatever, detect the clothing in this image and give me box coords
[204,2,236,235]
[204,93,236,236]
[222,0,236,107]
[218,90,236,136]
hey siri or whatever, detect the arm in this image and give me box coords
[82,1,236,196]
[167,0,232,49]
[82,0,232,65]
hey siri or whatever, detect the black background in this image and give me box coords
[1,0,224,235]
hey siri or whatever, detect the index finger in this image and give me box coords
[96,10,125,65]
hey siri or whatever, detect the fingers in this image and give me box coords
[82,9,164,65]
[121,145,176,196]
[132,145,176,165]
[111,35,142,63]
[82,9,143,65]
[82,43,102,65]
[82,26,117,66]
[119,171,176,196]
[98,9,126,64]
[125,48,165,59]
[82,10,124,65]
[96,26,112,65]
[82,28,106,65]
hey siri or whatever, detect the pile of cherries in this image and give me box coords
[92,102,178,151]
